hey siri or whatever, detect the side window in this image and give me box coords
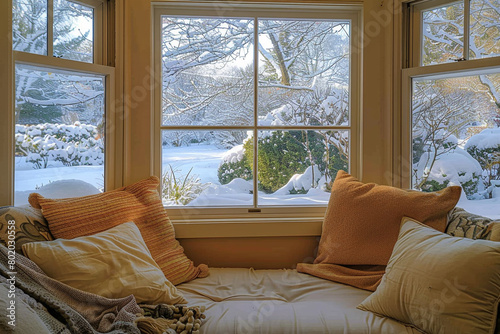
[406,0,500,218]
[12,0,111,205]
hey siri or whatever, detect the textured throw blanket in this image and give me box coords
[0,245,141,333]
[0,245,205,334]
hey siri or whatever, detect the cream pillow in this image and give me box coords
[22,222,186,305]
[358,217,500,334]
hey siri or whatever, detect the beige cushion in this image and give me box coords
[446,207,500,240]
[358,217,500,334]
[0,206,53,253]
[22,222,186,305]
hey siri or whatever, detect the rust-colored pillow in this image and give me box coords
[28,176,208,285]
[297,170,461,291]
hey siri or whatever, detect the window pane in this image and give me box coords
[53,0,94,63]
[412,72,500,219]
[421,2,464,66]
[15,64,105,205]
[470,0,500,59]
[257,130,349,206]
[161,130,253,206]
[13,0,48,55]
[258,19,350,126]
[161,17,254,127]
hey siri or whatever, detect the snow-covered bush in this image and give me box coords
[465,128,500,192]
[162,165,208,205]
[245,131,309,193]
[15,122,104,169]
[217,144,253,185]
[416,148,482,198]
[217,130,348,194]
[274,165,322,195]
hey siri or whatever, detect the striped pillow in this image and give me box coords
[28,176,208,285]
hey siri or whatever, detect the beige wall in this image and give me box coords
[119,0,399,268]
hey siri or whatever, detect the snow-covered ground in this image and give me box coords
[15,161,104,206]
[14,143,500,219]
[162,144,331,206]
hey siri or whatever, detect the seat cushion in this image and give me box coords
[177,268,418,334]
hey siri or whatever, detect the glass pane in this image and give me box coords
[412,73,500,219]
[258,19,350,126]
[421,2,464,66]
[470,0,500,59]
[12,0,48,55]
[54,0,94,63]
[15,64,105,205]
[161,17,254,126]
[257,130,349,206]
[161,130,253,206]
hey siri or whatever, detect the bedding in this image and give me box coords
[28,176,209,285]
[0,244,206,334]
[22,222,187,304]
[177,268,418,334]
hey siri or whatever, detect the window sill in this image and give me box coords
[172,217,323,239]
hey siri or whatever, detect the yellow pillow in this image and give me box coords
[22,222,186,305]
[358,217,500,334]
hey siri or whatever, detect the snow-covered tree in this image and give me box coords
[14,0,101,126]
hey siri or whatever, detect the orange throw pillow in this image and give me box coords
[28,176,208,285]
[297,170,461,291]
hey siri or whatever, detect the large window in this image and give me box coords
[12,0,113,205]
[405,0,500,219]
[154,3,360,216]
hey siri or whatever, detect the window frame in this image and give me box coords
[152,2,362,221]
[0,0,118,206]
[399,0,500,189]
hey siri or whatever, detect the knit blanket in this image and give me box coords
[0,245,205,334]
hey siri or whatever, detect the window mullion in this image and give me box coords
[463,0,470,60]
[253,16,259,209]
[47,0,54,58]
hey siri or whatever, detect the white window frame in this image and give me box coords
[152,2,362,222]
[399,0,500,189]
[0,0,118,206]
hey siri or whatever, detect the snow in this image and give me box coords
[15,179,100,206]
[417,148,482,186]
[221,144,245,164]
[15,163,104,206]
[458,195,500,220]
[274,165,322,196]
[464,127,500,150]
